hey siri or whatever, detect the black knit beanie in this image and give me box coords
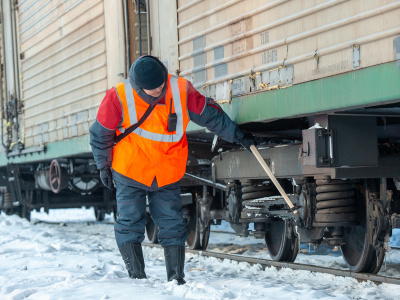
[133,56,166,90]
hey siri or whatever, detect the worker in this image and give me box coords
[89,55,255,285]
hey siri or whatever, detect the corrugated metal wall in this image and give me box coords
[18,0,108,147]
[177,0,400,100]
[149,0,179,74]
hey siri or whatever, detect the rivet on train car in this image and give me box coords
[314,52,319,62]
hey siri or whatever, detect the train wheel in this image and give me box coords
[71,175,101,194]
[186,209,210,250]
[340,182,384,273]
[49,160,62,194]
[145,213,159,243]
[265,219,299,262]
[94,207,105,221]
[201,221,210,250]
[186,210,200,249]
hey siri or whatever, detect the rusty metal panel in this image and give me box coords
[177,0,400,101]
[17,0,109,148]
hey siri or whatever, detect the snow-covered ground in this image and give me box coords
[1,208,400,300]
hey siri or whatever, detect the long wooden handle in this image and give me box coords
[250,145,299,216]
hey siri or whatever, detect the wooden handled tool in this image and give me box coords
[250,145,300,219]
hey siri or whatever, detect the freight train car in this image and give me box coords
[1,0,400,274]
[0,0,124,220]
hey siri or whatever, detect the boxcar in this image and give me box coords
[1,0,400,273]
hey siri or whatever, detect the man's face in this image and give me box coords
[142,82,165,98]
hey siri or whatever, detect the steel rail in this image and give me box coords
[142,242,400,285]
[210,229,236,235]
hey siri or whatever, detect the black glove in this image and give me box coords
[100,167,114,189]
[240,132,256,152]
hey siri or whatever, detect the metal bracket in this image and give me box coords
[211,135,219,152]
[302,128,335,167]
[7,145,46,158]
[352,44,360,69]
[318,129,335,165]
[6,165,23,204]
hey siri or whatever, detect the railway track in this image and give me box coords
[142,242,400,285]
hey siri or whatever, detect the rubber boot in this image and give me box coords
[164,246,186,285]
[119,242,147,279]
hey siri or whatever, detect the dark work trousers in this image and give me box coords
[113,179,188,248]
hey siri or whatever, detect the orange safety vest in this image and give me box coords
[112,74,190,187]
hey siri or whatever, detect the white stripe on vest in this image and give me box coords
[120,76,184,142]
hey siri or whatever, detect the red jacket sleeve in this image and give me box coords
[187,81,206,115]
[97,88,123,130]
[89,88,122,170]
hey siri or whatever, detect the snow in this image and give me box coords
[0,208,399,300]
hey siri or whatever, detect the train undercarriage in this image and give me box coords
[0,156,116,221]
[172,113,400,274]
[1,114,400,274]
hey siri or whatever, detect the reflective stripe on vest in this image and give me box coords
[112,75,189,187]
[122,76,184,142]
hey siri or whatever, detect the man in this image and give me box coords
[89,55,255,285]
